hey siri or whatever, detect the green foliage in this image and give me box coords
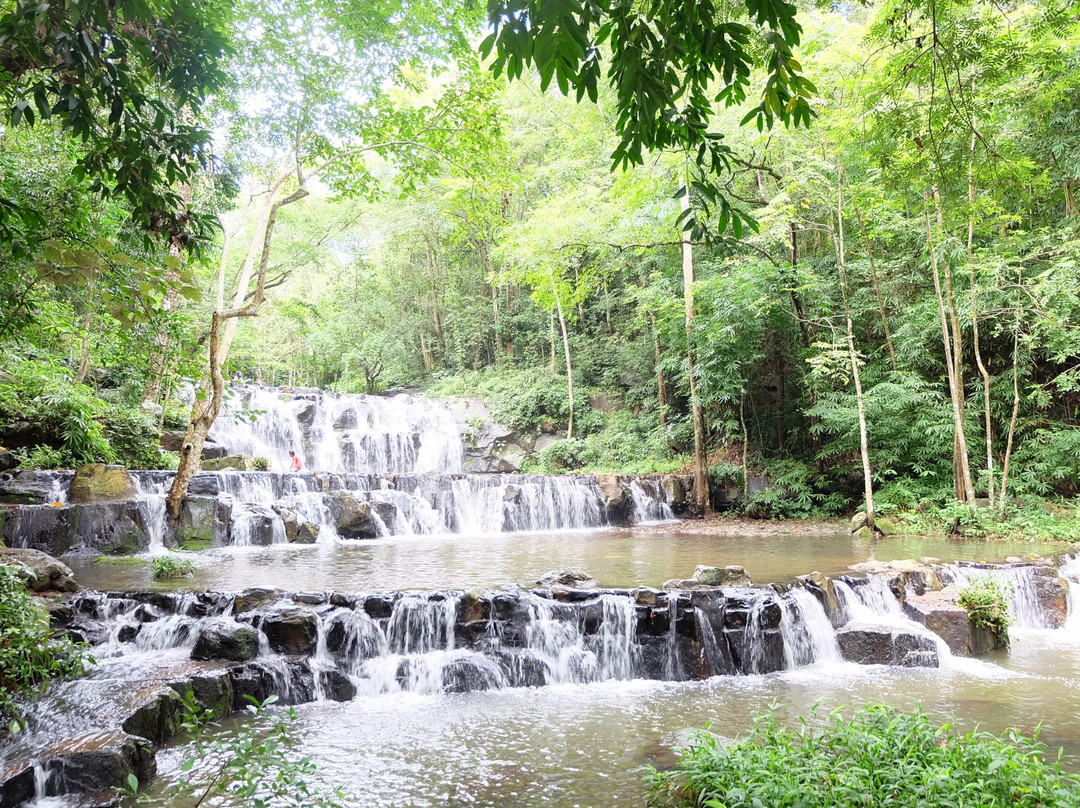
[12,445,66,471]
[743,460,846,520]
[538,439,588,473]
[645,704,1079,808]
[124,691,347,807]
[958,578,1012,649]
[0,563,87,726]
[253,457,271,472]
[150,554,195,580]
[891,498,1080,542]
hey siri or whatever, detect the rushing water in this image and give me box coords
[68,529,1069,593]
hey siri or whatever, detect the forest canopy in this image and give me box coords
[1,0,1078,532]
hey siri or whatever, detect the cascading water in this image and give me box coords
[942,563,1048,629]
[208,385,465,475]
[628,479,675,524]
[778,588,842,667]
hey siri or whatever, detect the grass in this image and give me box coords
[646,704,1080,808]
[93,555,150,566]
[150,553,196,580]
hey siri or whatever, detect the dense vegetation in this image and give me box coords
[0,563,87,726]
[645,704,1080,808]
[0,0,1078,529]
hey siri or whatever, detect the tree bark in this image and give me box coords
[967,119,994,506]
[998,267,1022,510]
[649,310,668,427]
[548,267,575,439]
[836,159,878,535]
[681,179,709,515]
[924,196,975,504]
[853,208,897,371]
[72,275,95,386]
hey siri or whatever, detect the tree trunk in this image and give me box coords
[836,159,878,535]
[998,267,1022,510]
[72,276,95,386]
[649,310,667,427]
[167,181,308,521]
[967,120,994,506]
[924,197,975,504]
[853,208,897,371]
[548,267,575,440]
[681,180,709,515]
[739,395,749,501]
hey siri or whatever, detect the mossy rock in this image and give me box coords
[177,534,213,551]
[93,555,149,566]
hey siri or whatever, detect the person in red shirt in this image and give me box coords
[289,450,302,472]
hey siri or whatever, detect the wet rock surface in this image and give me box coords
[0,546,79,592]
[836,626,939,667]
[69,464,135,504]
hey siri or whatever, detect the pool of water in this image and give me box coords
[144,623,1080,807]
[68,529,1070,593]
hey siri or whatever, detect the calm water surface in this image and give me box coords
[70,529,1069,592]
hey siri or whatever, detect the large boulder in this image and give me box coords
[326,492,378,539]
[797,572,842,625]
[177,496,231,550]
[191,620,260,662]
[663,565,752,590]
[836,625,939,667]
[1031,567,1070,629]
[596,474,633,526]
[903,589,1005,656]
[849,559,943,598]
[0,546,79,592]
[3,501,149,556]
[260,606,319,655]
[232,587,281,614]
[0,448,16,472]
[69,464,135,503]
[201,454,255,472]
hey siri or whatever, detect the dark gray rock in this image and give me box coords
[0,470,70,505]
[260,606,319,655]
[233,588,281,613]
[0,448,16,473]
[177,496,231,550]
[596,474,633,526]
[42,731,156,798]
[3,501,150,556]
[121,688,185,745]
[191,620,260,662]
[317,670,357,701]
[836,626,939,667]
[326,492,378,539]
[536,569,598,588]
[0,547,79,592]
[230,659,315,708]
[0,762,35,808]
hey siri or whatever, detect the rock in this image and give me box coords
[441,656,502,693]
[70,464,135,503]
[536,569,598,588]
[589,392,615,413]
[230,658,314,708]
[3,501,150,557]
[294,518,320,545]
[177,496,231,550]
[1031,569,1069,629]
[0,762,35,807]
[849,559,943,597]
[661,475,687,511]
[494,442,528,472]
[191,620,260,662]
[317,669,357,701]
[169,672,235,720]
[231,504,282,546]
[201,454,255,472]
[201,440,228,461]
[533,434,560,455]
[41,730,156,797]
[0,469,70,505]
[850,511,868,533]
[260,606,319,655]
[0,448,16,472]
[596,474,633,526]
[327,492,378,539]
[121,687,186,745]
[903,590,974,655]
[836,626,939,667]
[232,588,281,613]
[693,565,752,587]
[797,572,841,625]
[0,547,79,592]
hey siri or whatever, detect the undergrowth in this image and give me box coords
[646,704,1080,808]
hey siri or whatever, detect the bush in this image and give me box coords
[253,456,271,471]
[13,444,67,470]
[958,577,1012,648]
[645,704,1080,808]
[538,438,588,472]
[0,563,88,725]
[151,553,196,580]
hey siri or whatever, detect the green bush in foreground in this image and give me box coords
[150,554,195,580]
[0,564,87,726]
[645,704,1080,808]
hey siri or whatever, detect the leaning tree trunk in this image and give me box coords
[680,181,710,515]
[649,311,668,427]
[72,275,95,386]
[998,267,1023,510]
[547,267,575,440]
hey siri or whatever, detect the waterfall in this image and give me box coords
[778,587,842,667]
[628,479,675,524]
[1062,555,1079,634]
[386,594,459,655]
[207,385,464,475]
[662,592,685,681]
[522,593,637,684]
[942,563,1047,630]
[132,474,168,554]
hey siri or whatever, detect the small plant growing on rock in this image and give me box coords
[150,553,196,580]
[957,577,1012,649]
[253,456,271,471]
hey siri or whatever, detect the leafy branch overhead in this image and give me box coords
[481,0,816,237]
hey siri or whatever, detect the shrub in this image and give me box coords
[538,438,587,472]
[645,704,1079,808]
[13,444,67,470]
[253,456,271,471]
[0,563,88,725]
[151,553,196,580]
[958,577,1012,648]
